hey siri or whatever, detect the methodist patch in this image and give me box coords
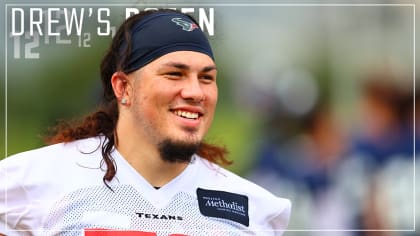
[196,188,249,227]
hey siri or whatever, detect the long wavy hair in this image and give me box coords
[46,9,230,186]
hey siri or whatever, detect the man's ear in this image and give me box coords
[111,72,131,105]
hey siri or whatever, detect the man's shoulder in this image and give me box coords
[194,156,291,230]
[0,136,106,195]
[194,156,290,204]
[0,136,103,169]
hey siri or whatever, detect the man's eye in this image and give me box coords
[166,72,182,78]
[200,75,215,82]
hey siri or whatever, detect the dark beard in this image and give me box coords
[158,139,200,163]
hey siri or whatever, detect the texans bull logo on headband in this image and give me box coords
[171,18,199,31]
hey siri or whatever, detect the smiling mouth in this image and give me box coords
[172,110,201,120]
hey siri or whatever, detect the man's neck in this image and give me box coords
[115,125,189,188]
[121,146,189,188]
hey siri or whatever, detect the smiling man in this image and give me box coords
[0,9,291,235]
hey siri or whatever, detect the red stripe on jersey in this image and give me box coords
[84,229,188,236]
[84,229,156,236]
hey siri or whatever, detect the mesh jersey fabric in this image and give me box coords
[0,136,291,236]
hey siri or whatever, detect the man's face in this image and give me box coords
[127,51,218,156]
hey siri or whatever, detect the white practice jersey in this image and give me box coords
[0,137,291,236]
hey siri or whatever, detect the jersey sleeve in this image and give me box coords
[268,198,291,236]
[0,157,32,235]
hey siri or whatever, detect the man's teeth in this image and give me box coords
[174,110,199,119]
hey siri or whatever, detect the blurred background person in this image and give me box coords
[343,71,415,236]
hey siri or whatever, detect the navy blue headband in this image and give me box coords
[122,12,214,73]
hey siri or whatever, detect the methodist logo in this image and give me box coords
[204,199,246,215]
[196,188,249,227]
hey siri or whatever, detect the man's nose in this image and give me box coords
[180,76,205,102]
